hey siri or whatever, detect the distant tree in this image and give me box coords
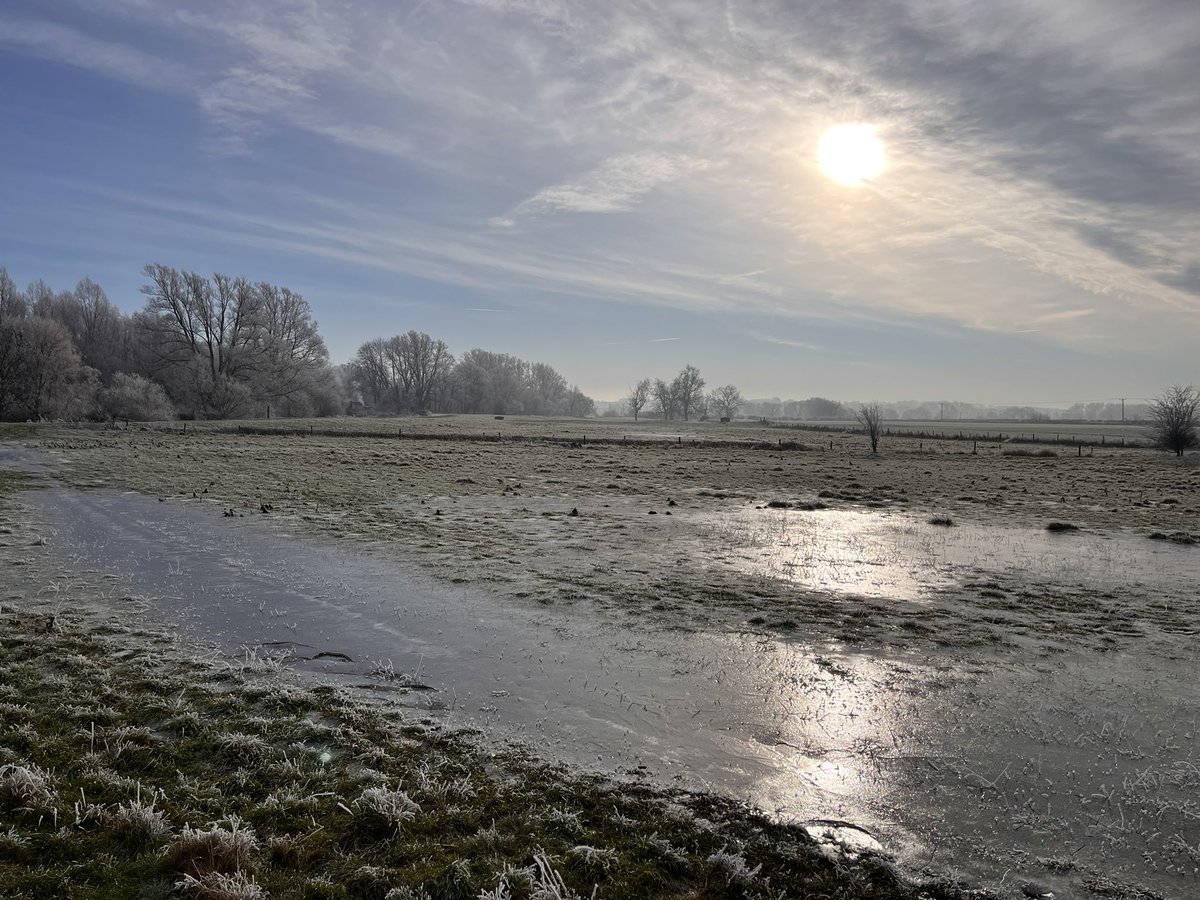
[253,283,329,414]
[24,279,56,311]
[70,278,123,377]
[374,330,453,413]
[0,320,24,415]
[519,361,564,415]
[30,278,125,378]
[0,269,25,323]
[453,349,527,414]
[627,378,651,421]
[671,364,706,421]
[1147,385,1200,457]
[564,385,595,417]
[0,316,88,420]
[651,378,677,420]
[799,396,846,420]
[348,337,391,410]
[708,384,742,419]
[137,265,262,418]
[855,402,884,454]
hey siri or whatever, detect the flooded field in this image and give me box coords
[2,423,1198,899]
[10,485,1197,897]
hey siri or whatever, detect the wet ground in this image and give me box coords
[706,504,1200,601]
[12,469,1198,900]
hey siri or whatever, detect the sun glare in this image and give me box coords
[818,124,885,186]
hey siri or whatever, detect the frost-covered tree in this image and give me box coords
[671,364,706,421]
[708,384,742,419]
[1147,385,1200,457]
[626,378,651,421]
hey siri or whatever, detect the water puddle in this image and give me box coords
[13,477,1199,900]
[705,505,1199,601]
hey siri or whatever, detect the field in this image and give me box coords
[2,414,1198,899]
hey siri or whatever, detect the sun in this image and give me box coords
[818,124,885,186]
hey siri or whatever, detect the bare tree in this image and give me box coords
[254,283,329,413]
[671,364,706,421]
[627,378,651,421]
[525,361,568,415]
[2,317,88,420]
[71,278,121,375]
[348,338,388,409]
[1147,385,1200,457]
[708,384,742,420]
[855,402,884,453]
[453,349,526,414]
[651,378,677,420]
[138,265,263,417]
[564,385,595,417]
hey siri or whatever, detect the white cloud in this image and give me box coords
[495,153,710,224]
[0,15,190,88]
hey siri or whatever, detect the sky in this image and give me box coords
[1,0,1198,405]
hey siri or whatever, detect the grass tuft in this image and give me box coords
[108,792,171,849]
[166,816,259,878]
[354,785,421,833]
[177,870,265,900]
[0,763,56,810]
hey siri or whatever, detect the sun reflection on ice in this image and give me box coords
[701,506,1195,601]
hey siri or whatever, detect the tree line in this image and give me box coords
[624,365,743,421]
[347,335,594,417]
[0,265,338,422]
[0,265,595,422]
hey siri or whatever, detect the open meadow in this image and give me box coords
[2,415,1198,900]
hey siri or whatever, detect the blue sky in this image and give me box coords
[2,0,1197,404]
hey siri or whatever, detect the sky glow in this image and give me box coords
[1,1,1198,404]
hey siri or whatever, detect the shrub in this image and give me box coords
[100,373,176,421]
